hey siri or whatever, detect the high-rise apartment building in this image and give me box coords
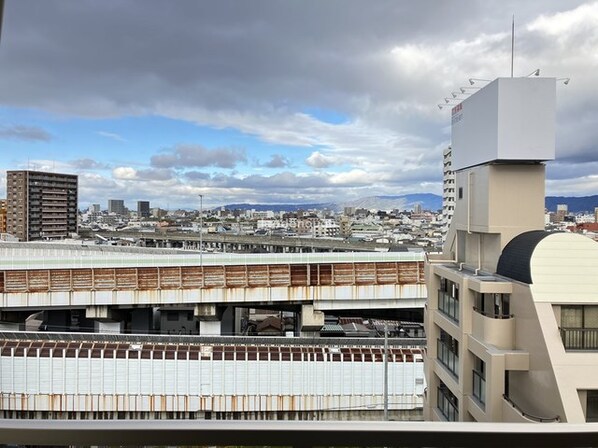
[424,78,598,423]
[441,146,455,243]
[0,199,7,233]
[108,199,126,215]
[137,200,150,218]
[6,170,78,241]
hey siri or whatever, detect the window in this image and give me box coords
[438,381,459,421]
[474,293,511,319]
[472,356,486,407]
[458,187,463,199]
[561,306,598,349]
[437,330,459,378]
[438,277,459,322]
[587,390,598,422]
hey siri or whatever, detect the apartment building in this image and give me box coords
[0,199,6,233]
[441,146,455,243]
[108,199,126,215]
[425,77,598,423]
[6,170,78,241]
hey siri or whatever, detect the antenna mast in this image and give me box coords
[511,15,515,77]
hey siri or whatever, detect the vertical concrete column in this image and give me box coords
[85,306,124,334]
[298,304,324,337]
[194,304,225,336]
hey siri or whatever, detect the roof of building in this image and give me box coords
[496,230,554,284]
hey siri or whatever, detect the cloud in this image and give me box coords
[97,131,126,142]
[306,151,338,169]
[151,145,247,169]
[70,158,109,170]
[0,125,52,142]
[112,166,175,181]
[261,154,291,168]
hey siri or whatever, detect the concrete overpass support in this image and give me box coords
[194,304,225,336]
[86,306,125,334]
[298,304,324,337]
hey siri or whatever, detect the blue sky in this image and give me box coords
[1,1,597,209]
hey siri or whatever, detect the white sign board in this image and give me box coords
[451,77,556,171]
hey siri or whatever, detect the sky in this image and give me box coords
[0,1,597,210]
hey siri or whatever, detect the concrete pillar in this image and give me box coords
[298,304,324,337]
[194,304,225,336]
[94,321,123,333]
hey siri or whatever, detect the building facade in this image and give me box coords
[441,146,455,243]
[137,200,150,218]
[0,199,6,233]
[108,199,126,215]
[424,77,598,423]
[6,170,78,241]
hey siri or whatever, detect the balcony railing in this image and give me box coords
[473,307,513,320]
[560,328,598,350]
[438,387,459,422]
[472,370,486,407]
[437,339,459,378]
[503,394,560,422]
[438,290,459,323]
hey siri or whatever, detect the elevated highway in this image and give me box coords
[0,243,426,334]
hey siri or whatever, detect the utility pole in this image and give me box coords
[199,194,203,269]
[383,321,389,421]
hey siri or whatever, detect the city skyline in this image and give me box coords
[0,1,597,208]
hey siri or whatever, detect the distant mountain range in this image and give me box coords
[222,194,442,212]
[222,194,598,213]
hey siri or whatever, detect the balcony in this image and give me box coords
[502,395,559,423]
[560,328,598,350]
[438,290,459,323]
[472,310,514,349]
[437,339,459,378]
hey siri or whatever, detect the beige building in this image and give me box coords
[424,77,598,423]
[441,146,455,242]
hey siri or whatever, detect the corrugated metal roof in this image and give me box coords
[496,231,555,284]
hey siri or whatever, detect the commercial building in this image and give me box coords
[108,199,126,215]
[5,170,78,241]
[137,200,150,218]
[425,77,598,423]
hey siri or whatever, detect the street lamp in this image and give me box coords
[199,194,203,268]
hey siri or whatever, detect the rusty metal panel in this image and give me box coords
[224,265,247,288]
[137,268,159,290]
[71,269,92,290]
[318,264,332,285]
[397,262,419,284]
[0,271,4,293]
[331,263,354,286]
[159,267,181,289]
[27,271,49,292]
[93,269,117,290]
[355,263,376,285]
[268,265,290,287]
[115,268,137,290]
[203,266,225,288]
[49,270,71,291]
[247,265,268,287]
[290,264,308,287]
[4,271,27,293]
[376,262,398,285]
[181,267,202,289]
